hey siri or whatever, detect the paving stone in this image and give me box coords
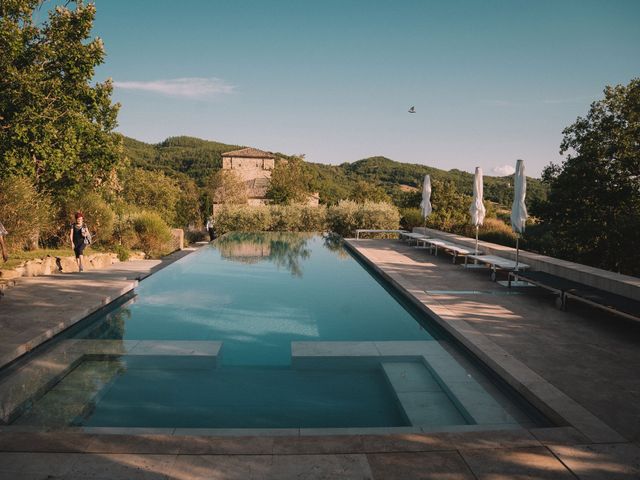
[0,452,77,476]
[459,446,575,479]
[68,453,177,479]
[168,453,372,480]
[529,426,591,445]
[272,435,365,454]
[367,451,475,479]
[550,443,640,480]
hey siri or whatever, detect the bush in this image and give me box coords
[400,208,424,231]
[327,201,400,237]
[0,177,54,251]
[113,244,131,262]
[213,205,272,235]
[132,211,172,256]
[472,218,517,247]
[60,193,115,246]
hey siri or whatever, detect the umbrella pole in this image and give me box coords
[475,225,479,255]
[514,235,520,271]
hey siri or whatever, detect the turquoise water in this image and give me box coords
[5,233,544,429]
[81,233,437,366]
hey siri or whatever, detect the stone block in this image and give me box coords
[55,256,78,273]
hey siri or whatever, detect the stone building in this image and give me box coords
[221,148,275,206]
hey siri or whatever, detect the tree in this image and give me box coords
[120,168,180,225]
[348,180,391,203]
[0,1,122,195]
[266,157,312,204]
[207,169,248,205]
[539,78,640,274]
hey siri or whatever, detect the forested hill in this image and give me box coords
[123,136,547,207]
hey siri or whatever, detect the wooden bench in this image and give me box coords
[355,229,408,239]
[509,271,640,322]
[465,254,530,281]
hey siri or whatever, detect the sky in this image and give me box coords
[77,0,640,177]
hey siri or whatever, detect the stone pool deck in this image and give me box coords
[0,239,639,479]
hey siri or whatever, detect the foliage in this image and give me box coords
[326,201,400,237]
[124,136,242,186]
[0,1,123,195]
[425,180,471,233]
[174,174,202,228]
[213,205,272,234]
[207,169,247,205]
[59,192,115,246]
[400,208,424,231]
[120,168,180,225]
[473,218,517,247]
[113,244,130,262]
[266,157,313,204]
[131,211,172,256]
[538,78,640,274]
[0,177,54,251]
[348,180,392,203]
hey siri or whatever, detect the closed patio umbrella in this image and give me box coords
[510,159,528,270]
[469,167,486,256]
[420,175,432,231]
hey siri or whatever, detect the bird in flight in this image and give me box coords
[408,106,416,113]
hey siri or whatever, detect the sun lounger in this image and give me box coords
[509,271,640,322]
[420,239,480,263]
[355,229,408,239]
[465,254,529,281]
[399,232,431,245]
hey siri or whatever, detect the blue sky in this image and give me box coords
[82,0,640,177]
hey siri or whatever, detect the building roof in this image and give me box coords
[222,147,275,159]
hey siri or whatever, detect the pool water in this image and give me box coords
[1,233,546,430]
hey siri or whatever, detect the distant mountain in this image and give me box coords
[122,136,547,207]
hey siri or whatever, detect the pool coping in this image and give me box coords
[343,238,625,444]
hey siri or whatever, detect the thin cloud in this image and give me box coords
[542,96,593,105]
[114,77,235,98]
[491,164,516,176]
[479,99,525,108]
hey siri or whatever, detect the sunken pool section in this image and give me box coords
[0,233,548,431]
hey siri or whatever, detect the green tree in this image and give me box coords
[266,157,312,204]
[207,169,248,206]
[120,168,180,225]
[538,79,640,274]
[348,180,391,203]
[426,180,470,232]
[0,1,123,195]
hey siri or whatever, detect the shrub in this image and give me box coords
[299,205,327,231]
[213,205,272,235]
[0,176,54,251]
[269,205,303,231]
[120,168,180,225]
[473,218,517,247]
[113,244,131,262]
[400,207,424,231]
[60,193,115,246]
[327,201,400,237]
[132,211,172,256]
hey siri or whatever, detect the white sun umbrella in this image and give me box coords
[469,167,486,255]
[419,175,432,232]
[510,159,528,270]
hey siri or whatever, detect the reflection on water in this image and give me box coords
[323,233,350,259]
[216,232,312,277]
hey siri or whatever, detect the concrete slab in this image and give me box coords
[367,451,475,479]
[459,446,575,479]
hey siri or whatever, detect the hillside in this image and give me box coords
[123,136,547,208]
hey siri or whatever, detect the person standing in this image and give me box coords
[69,212,90,272]
[0,221,8,263]
[206,216,215,241]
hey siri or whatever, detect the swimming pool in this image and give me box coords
[0,233,547,431]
